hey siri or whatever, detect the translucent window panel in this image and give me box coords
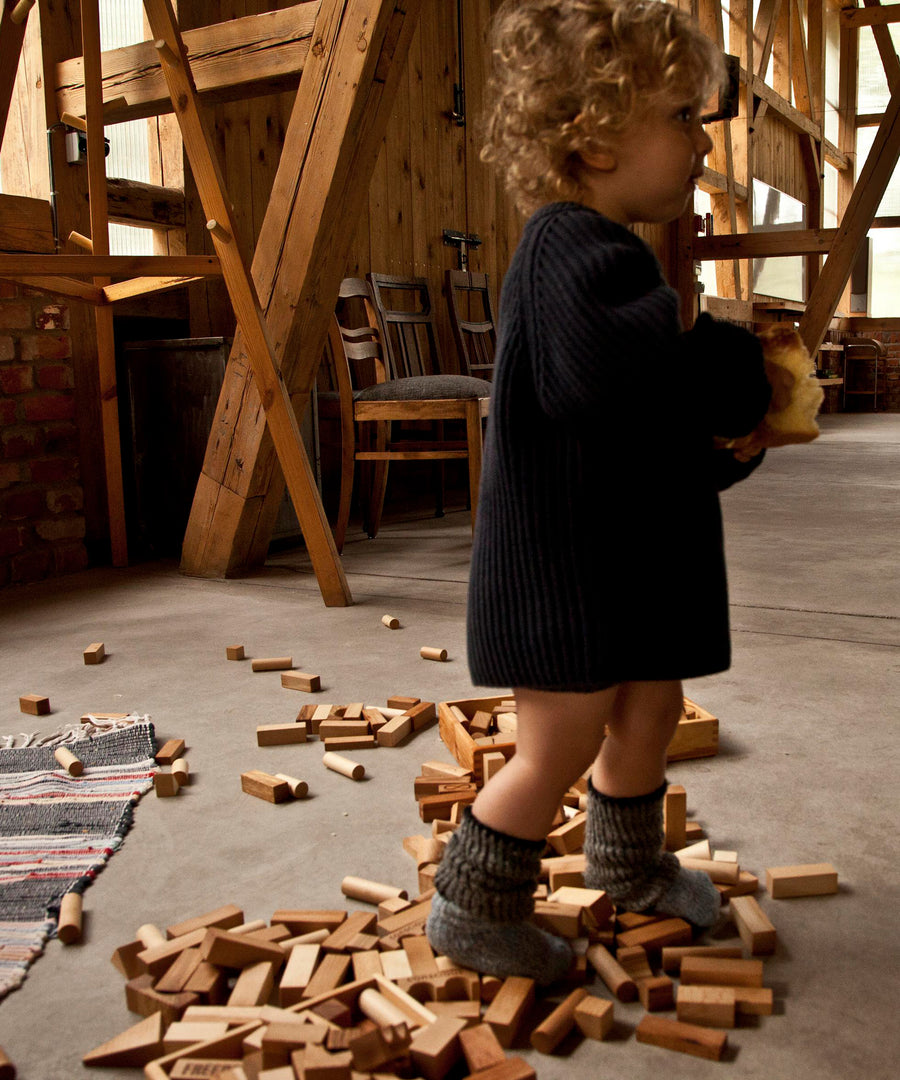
[855,126,900,215]
[824,4,841,145]
[824,162,838,228]
[857,25,900,113]
[751,180,805,302]
[694,188,719,298]
[869,229,900,317]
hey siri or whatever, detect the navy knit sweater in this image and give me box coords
[467,203,770,692]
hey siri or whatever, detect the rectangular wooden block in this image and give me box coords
[318,719,370,739]
[730,895,777,955]
[156,738,186,765]
[281,671,322,692]
[636,1015,728,1061]
[323,734,378,751]
[19,693,50,715]
[225,644,245,660]
[200,928,286,970]
[240,771,292,804]
[615,917,693,952]
[483,976,535,1048]
[664,784,687,851]
[256,723,308,746]
[573,995,614,1040]
[765,863,838,898]
[676,985,736,1028]
[166,904,244,940]
[680,955,764,988]
[376,714,412,747]
[406,700,437,730]
[83,641,105,664]
[546,813,586,856]
[546,886,613,929]
[387,695,421,710]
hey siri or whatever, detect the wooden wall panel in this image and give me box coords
[752,113,809,205]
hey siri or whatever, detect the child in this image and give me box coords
[426,0,772,984]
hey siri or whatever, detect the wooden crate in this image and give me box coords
[438,695,718,785]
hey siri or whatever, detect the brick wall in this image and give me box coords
[867,331,900,412]
[0,282,88,586]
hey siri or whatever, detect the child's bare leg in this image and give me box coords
[427,687,615,983]
[583,680,721,926]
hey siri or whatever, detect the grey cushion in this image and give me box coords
[355,375,491,402]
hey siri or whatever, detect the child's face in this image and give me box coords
[578,95,713,226]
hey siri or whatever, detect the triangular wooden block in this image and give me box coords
[82,1011,165,1066]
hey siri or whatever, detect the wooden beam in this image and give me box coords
[800,81,900,354]
[106,177,184,229]
[0,0,31,150]
[694,228,837,260]
[865,0,900,91]
[0,193,54,252]
[180,0,423,581]
[101,276,199,304]
[0,274,104,302]
[143,0,351,609]
[0,254,220,275]
[56,3,320,125]
[841,3,900,27]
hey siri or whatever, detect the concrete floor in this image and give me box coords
[0,412,897,1079]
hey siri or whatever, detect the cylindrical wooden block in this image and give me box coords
[420,646,448,662]
[530,988,588,1053]
[172,758,190,786]
[280,928,330,950]
[251,656,292,672]
[275,773,309,798]
[358,988,408,1028]
[57,891,83,945]
[341,876,408,905]
[0,1044,15,1080]
[136,923,166,948]
[679,857,740,884]
[381,615,400,629]
[232,919,268,934]
[54,746,83,777]
[586,943,638,1002]
[322,752,365,781]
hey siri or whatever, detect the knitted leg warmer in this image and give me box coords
[583,779,720,927]
[426,808,572,985]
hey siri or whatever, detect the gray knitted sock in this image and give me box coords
[426,809,573,985]
[583,779,720,927]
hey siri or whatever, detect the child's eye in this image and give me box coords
[677,106,695,123]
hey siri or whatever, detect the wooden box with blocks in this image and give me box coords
[439,695,718,783]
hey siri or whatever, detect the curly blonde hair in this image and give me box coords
[482,0,725,212]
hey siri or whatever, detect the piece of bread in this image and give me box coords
[727,324,824,461]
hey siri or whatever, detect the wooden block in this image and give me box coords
[530,987,588,1053]
[676,839,711,860]
[376,713,412,747]
[348,1022,411,1071]
[199,928,287,970]
[225,644,245,660]
[279,944,323,1005]
[82,1012,165,1067]
[154,770,181,797]
[321,911,377,953]
[83,641,105,664]
[54,746,83,777]
[270,911,346,936]
[156,738,186,765]
[351,950,383,981]
[138,928,208,977]
[419,790,477,822]
[281,671,322,693]
[573,995,614,1041]
[111,938,146,979]
[483,976,535,1048]
[734,986,774,1015]
[730,895,777,955]
[251,657,292,672]
[274,773,308,798]
[635,1015,728,1061]
[380,950,413,981]
[660,945,743,974]
[370,973,439,1028]
[585,942,637,1002]
[544,853,586,891]
[397,967,481,1003]
[546,813,586,856]
[183,960,228,1004]
[167,904,244,940]
[388,694,420,709]
[676,985,737,1028]
[664,784,687,851]
[256,723,308,746]
[164,1021,231,1051]
[382,614,400,628]
[680,955,764,987]
[459,1023,506,1071]
[323,734,378,751]
[322,752,365,780]
[241,771,292,803]
[318,719,370,739]
[124,974,199,1025]
[765,863,839,898]
[20,693,50,715]
[531,900,582,938]
[407,700,438,730]
[409,1015,468,1080]
[403,934,439,976]
[716,870,760,900]
[482,751,507,782]
[638,975,675,1011]
[545,887,613,930]
[678,857,740,885]
[469,710,493,736]
[228,960,278,1007]
[341,876,408,906]
[170,1061,247,1078]
[615,917,693,952]
[154,947,204,993]
[302,952,352,999]
[465,1055,536,1080]
[420,646,448,661]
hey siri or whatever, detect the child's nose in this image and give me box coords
[696,125,714,157]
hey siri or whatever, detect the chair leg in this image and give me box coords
[333,417,356,554]
[366,420,390,539]
[465,399,483,533]
[433,421,445,518]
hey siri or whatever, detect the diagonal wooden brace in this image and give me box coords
[143,0,351,606]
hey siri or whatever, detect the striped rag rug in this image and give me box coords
[0,718,156,999]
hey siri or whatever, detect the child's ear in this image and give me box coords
[579,148,617,172]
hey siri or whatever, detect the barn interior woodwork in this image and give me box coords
[1,0,899,592]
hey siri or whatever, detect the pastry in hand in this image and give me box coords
[724,324,824,462]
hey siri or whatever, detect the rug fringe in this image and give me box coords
[0,713,151,749]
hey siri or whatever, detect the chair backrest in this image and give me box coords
[366,273,444,379]
[329,278,390,395]
[444,269,498,380]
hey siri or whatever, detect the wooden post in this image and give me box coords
[143,0,351,607]
[179,0,423,584]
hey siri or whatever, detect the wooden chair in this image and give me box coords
[444,269,498,380]
[366,273,445,378]
[326,278,491,551]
